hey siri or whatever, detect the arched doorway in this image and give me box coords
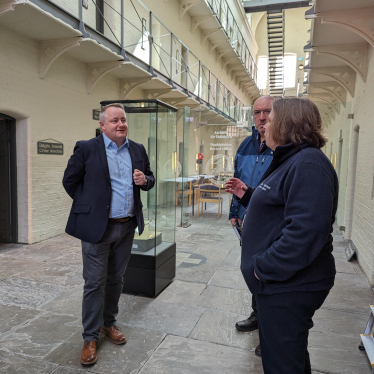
[0,113,17,243]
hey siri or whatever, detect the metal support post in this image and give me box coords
[149,12,154,75]
[170,33,174,86]
[185,47,189,94]
[78,0,90,38]
[120,0,129,60]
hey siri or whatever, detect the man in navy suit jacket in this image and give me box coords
[63,103,155,366]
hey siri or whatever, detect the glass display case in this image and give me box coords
[175,105,250,221]
[100,99,177,297]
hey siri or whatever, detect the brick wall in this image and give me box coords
[350,47,374,284]
[322,48,374,284]
[322,102,352,229]
[0,26,124,243]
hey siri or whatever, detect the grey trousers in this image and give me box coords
[81,217,137,341]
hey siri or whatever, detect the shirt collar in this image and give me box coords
[102,133,129,149]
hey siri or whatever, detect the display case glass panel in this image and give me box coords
[121,100,177,256]
[174,106,252,221]
[100,100,177,296]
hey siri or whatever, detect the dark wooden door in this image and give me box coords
[0,114,17,243]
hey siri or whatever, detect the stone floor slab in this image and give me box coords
[189,310,259,351]
[117,296,205,337]
[50,249,82,267]
[208,269,248,290]
[45,326,165,374]
[156,280,206,305]
[0,242,68,263]
[50,366,95,373]
[0,312,80,359]
[0,257,41,280]
[17,263,83,287]
[0,278,66,309]
[323,272,373,313]
[194,285,253,316]
[175,243,233,284]
[309,330,371,374]
[0,350,57,374]
[218,246,242,270]
[313,307,369,338]
[176,261,224,284]
[0,216,371,374]
[334,253,357,274]
[175,241,203,253]
[39,286,82,317]
[0,304,41,335]
[138,335,264,374]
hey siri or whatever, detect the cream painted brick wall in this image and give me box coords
[323,48,374,284]
[351,52,374,284]
[322,102,353,228]
[0,26,127,243]
[83,0,96,30]
[318,48,374,284]
[52,0,79,18]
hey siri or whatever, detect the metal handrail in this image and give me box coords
[206,0,258,83]
[61,0,260,121]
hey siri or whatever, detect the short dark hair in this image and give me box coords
[99,103,125,122]
[270,97,327,149]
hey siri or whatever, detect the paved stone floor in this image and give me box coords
[0,198,373,373]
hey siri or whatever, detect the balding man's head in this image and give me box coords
[253,96,274,139]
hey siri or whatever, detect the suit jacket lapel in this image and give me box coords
[128,139,135,174]
[96,135,111,184]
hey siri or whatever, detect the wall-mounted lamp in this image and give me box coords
[298,64,304,70]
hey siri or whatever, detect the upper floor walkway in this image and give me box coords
[0,0,261,123]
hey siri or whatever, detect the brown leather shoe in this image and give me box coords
[80,341,98,365]
[100,325,127,345]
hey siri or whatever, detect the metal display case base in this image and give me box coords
[122,242,176,297]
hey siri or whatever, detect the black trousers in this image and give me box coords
[81,217,137,341]
[252,294,257,316]
[256,290,329,374]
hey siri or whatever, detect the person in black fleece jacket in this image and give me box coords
[225,97,338,374]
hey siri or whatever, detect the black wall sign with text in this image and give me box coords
[93,110,100,120]
[37,140,63,155]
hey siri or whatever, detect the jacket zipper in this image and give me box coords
[250,156,259,186]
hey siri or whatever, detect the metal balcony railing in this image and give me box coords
[207,0,258,84]
[38,0,260,121]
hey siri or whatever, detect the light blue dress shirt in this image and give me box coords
[102,133,135,218]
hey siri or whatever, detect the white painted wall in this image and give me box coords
[0,26,125,243]
[348,46,374,284]
[322,47,374,284]
[0,0,255,243]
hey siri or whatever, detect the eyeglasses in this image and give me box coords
[253,109,271,117]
